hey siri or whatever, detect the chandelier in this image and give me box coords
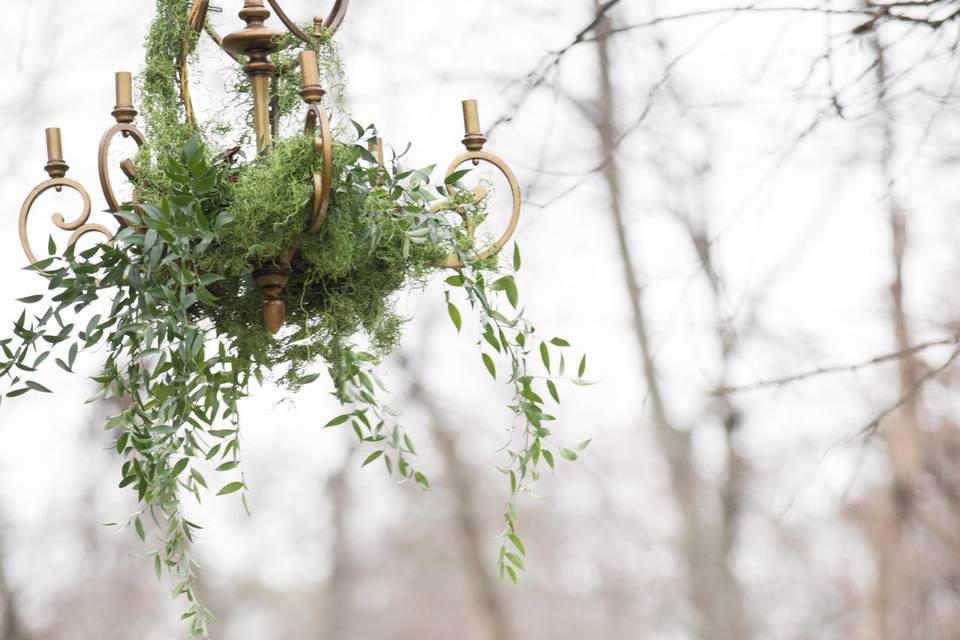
[17,0,521,334]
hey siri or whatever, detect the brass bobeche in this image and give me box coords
[17,0,522,333]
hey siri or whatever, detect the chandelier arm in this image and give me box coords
[439,151,522,269]
[19,178,104,273]
[203,22,241,62]
[304,103,333,233]
[267,0,350,43]
[98,124,147,225]
[323,0,350,31]
[179,0,211,127]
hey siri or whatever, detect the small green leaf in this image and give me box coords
[134,516,146,542]
[445,168,472,185]
[507,533,526,556]
[171,458,189,477]
[546,379,560,404]
[560,448,578,461]
[540,342,551,374]
[542,449,555,469]
[190,468,208,489]
[215,461,239,471]
[576,438,592,452]
[325,414,351,428]
[16,295,43,304]
[550,337,570,347]
[447,302,462,333]
[217,482,244,496]
[298,373,321,385]
[512,243,522,271]
[506,552,525,571]
[362,450,384,467]
[578,355,587,378]
[414,471,430,490]
[482,353,496,379]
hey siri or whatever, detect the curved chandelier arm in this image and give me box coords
[437,100,520,269]
[203,22,241,62]
[304,103,333,233]
[98,123,147,223]
[179,0,211,126]
[19,178,109,271]
[268,0,350,42]
[439,151,522,269]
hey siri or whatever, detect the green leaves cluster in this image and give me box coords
[445,242,591,584]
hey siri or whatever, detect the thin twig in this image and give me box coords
[716,335,960,395]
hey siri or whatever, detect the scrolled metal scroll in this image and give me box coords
[439,151,522,269]
[98,123,146,222]
[18,178,109,270]
[304,103,333,233]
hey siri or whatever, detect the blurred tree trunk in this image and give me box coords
[402,356,512,640]
[0,528,25,640]
[862,33,922,640]
[322,443,357,640]
[592,4,750,639]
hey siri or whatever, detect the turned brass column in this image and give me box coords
[222,0,283,154]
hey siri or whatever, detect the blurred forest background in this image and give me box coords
[3,1,960,638]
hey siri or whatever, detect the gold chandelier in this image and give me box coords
[17,0,522,333]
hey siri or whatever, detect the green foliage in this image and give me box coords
[142,0,194,151]
[0,2,590,637]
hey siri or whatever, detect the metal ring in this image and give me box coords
[439,151,522,269]
[98,123,146,224]
[19,178,110,271]
[304,103,333,233]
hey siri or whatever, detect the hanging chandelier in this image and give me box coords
[17,0,521,334]
[2,4,590,633]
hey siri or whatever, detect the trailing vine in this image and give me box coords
[0,2,591,636]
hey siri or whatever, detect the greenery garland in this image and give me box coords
[0,1,590,636]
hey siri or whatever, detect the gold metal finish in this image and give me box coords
[44,128,69,179]
[203,22,240,62]
[300,49,332,234]
[99,71,148,224]
[439,151,521,268]
[298,49,325,104]
[253,260,292,334]
[223,0,284,154]
[112,72,137,124]
[180,1,209,128]
[98,123,146,219]
[19,175,108,270]
[461,99,487,152]
[437,100,521,268]
[267,0,350,42]
[305,104,333,233]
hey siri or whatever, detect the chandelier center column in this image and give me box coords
[222,0,283,154]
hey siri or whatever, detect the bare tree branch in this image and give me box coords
[717,335,960,394]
